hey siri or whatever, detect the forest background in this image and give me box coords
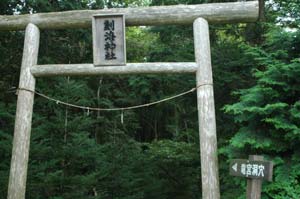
[0,0,299,198]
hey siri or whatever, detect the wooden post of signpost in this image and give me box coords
[246,155,264,199]
[194,17,220,199]
[7,23,40,199]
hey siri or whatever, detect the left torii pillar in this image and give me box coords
[7,23,40,199]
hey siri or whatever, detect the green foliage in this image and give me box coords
[223,25,300,197]
[268,0,300,28]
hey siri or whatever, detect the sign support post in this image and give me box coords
[246,155,263,199]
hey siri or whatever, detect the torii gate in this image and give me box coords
[0,1,259,199]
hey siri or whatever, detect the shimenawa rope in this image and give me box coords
[16,83,212,112]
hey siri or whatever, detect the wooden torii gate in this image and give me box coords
[0,1,259,199]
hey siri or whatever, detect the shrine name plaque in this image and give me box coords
[92,14,126,66]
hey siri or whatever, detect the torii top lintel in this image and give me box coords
[0,1,259,31]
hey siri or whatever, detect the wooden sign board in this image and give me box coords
[92,14,126,66]
[230,159,273,182]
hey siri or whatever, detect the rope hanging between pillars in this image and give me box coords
[16,83,213,112]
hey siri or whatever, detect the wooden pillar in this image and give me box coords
[7,23,40,199]
[193,17,220,199]
[246,155,263,199]
[259,0,265,21]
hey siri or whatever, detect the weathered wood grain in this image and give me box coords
[0,1,258,31]
[92,14,126,66]
[30,63,197,77]
[7,23,39,199]
[194,18,220,199]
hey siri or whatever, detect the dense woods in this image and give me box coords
[0,0,299,198]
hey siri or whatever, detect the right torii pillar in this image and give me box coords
[194,17,220,199]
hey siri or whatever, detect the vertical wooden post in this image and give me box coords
[7,23,40,199]
[246,155,263,199]
[193,17,220,199]
[259,0,265,21]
